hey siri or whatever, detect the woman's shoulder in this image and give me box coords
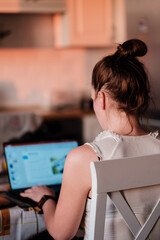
[66,144,98,166]
[63,144,98,190]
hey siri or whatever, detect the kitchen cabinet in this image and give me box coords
[53,0,113,47]
[0,0,66,13]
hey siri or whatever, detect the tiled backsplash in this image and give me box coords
[0,48,86,108]
[0,47,114,109]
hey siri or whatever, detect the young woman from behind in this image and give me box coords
[21,39,160,240]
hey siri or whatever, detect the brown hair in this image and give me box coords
[92,39,150,117]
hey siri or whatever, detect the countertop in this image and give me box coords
[0,106,94,119]
[39,109,94,119]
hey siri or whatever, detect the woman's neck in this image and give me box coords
[104,110,147,136]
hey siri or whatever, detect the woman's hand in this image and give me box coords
[20,185,56,202]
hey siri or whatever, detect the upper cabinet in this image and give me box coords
[0,0,126,48]
[0,0,66,13]
[53,0,113,47]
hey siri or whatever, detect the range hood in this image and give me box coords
[0,0,66,14]
[0,14,56,47]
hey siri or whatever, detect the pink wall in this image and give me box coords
[0,47,114,109]
[0,48,86,108]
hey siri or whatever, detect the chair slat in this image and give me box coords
[108,191,142,237]
[136,200,160,240]
[91,154,160,193]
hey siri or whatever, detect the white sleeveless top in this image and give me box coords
[84,130,160,240]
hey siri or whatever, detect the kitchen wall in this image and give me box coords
[0,11,116,109]
[1,0,160,111]
[0,47,85,108]
[126,0,160,111]
[0,46,114,109]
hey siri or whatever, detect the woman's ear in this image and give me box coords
[97,91,106,110]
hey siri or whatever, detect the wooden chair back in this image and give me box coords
[88,154,160,240]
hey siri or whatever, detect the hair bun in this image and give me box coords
[117,39,147,58]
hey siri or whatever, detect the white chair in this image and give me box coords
[88,154,160,240]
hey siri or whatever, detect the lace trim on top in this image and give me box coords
[94,130,159,142]
[94,130,121,142]
[86,130,159,161]
[149,131,159,138]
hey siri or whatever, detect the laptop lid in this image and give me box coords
[4,140,78,191]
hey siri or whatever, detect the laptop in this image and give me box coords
[1,140,78,208]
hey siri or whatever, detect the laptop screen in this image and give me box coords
[4,141,78,190]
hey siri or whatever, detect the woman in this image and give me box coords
[21,39,160,240]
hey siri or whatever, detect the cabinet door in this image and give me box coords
[68,0,112,46]
[0,0,65,13]
[54,0,112,47]
[20,0,66,13]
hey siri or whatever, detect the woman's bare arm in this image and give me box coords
[21,144,97,240]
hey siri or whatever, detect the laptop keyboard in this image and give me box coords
[1,191,37,208]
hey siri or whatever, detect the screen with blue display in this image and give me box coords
[4,141,78,190]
